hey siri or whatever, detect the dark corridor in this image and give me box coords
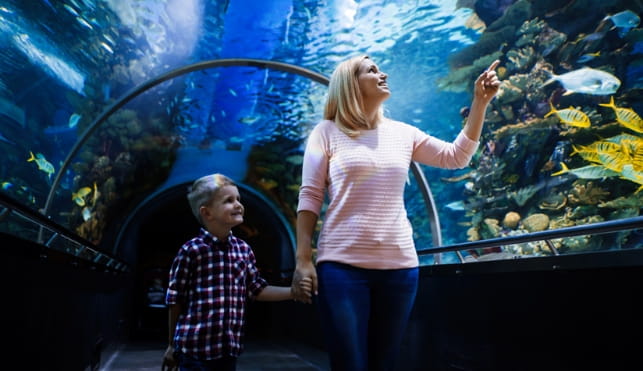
[123,182,299,341]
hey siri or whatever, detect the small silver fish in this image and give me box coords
[76,16,93,30]
[0,131,15,144]
[82,207,92,221]
[543,67,620,96]
[239,116,260,125]
[68,113,81,128]
[63,4,78,16]
[445,201,465,211]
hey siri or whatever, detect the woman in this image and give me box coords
[292,55,500,371]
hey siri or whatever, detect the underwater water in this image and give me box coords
[0,0,641,261]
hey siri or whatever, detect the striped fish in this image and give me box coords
[620,164,643,193]
[598,151,627,172]
[552,162,620,178]
[599,96,643,133]
[545,102,591,128]
[603,133,641,144]
[572,141,621,161]
[571,144,601,163]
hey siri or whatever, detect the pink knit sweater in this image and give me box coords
[298,119,479,269]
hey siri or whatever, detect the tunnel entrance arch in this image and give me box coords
[115,179,296,340]
[118,180,295,280]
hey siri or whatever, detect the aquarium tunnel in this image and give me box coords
[1,0,643,370]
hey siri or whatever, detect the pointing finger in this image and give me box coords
[486,59,500,73]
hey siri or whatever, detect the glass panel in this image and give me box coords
[0,208,55,244]
[461,227,643,263]
[40,66,325,245]
[0,202,127,271]
[0,0,640,265]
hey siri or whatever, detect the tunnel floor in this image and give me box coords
[99,337,330,371]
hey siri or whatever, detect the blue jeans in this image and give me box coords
[316,262,419,371]
[176,352,237,371]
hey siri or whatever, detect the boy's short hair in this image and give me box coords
[187,173,235,225]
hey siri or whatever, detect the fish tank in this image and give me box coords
[0,0,641,265]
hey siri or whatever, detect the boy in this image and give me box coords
[162,173,311,371]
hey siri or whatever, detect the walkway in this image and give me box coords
[99,337,330,371]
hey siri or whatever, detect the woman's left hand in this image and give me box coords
[474,59,501,104]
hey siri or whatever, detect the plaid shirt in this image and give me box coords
[166,228,268,360]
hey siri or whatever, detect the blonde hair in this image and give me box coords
[187,173,235,225]
[324,55,384,137]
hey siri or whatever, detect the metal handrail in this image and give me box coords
[410,162,448,261]
[0,193,129,272]
[418,215,643,256]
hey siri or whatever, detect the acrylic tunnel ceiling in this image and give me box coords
[1,0,642,262]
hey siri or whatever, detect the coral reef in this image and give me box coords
[444,0,643,257]
[68,103,181,244]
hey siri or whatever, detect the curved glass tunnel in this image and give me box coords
[1,1,643,370]
[45,60,331,263]
[1,0,642,267]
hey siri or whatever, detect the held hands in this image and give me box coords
[474,59,501,105]
[291,261,318,304]
[162,345,178,371]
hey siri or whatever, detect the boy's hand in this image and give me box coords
[162,345,178,371]
[293,276,313,302]
[292,262,317,304]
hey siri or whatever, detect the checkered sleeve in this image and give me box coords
[166,244,192,305]
[245,248,268,299]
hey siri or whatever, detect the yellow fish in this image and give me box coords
[602,133,641,145]
[27,151,55,179]
[92,182,100,207]
[632,142,643,170]
[620,164,643,193]
[572,140,635,172]
[257,178,278,190]
[72,186,92,207]
[544,102,591,128]
[577,51,600,63]
[599,96,643,133]
[571,144,601,163]
[552,162,619,178]
[598,151,627,172]
[286,184,301,192]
